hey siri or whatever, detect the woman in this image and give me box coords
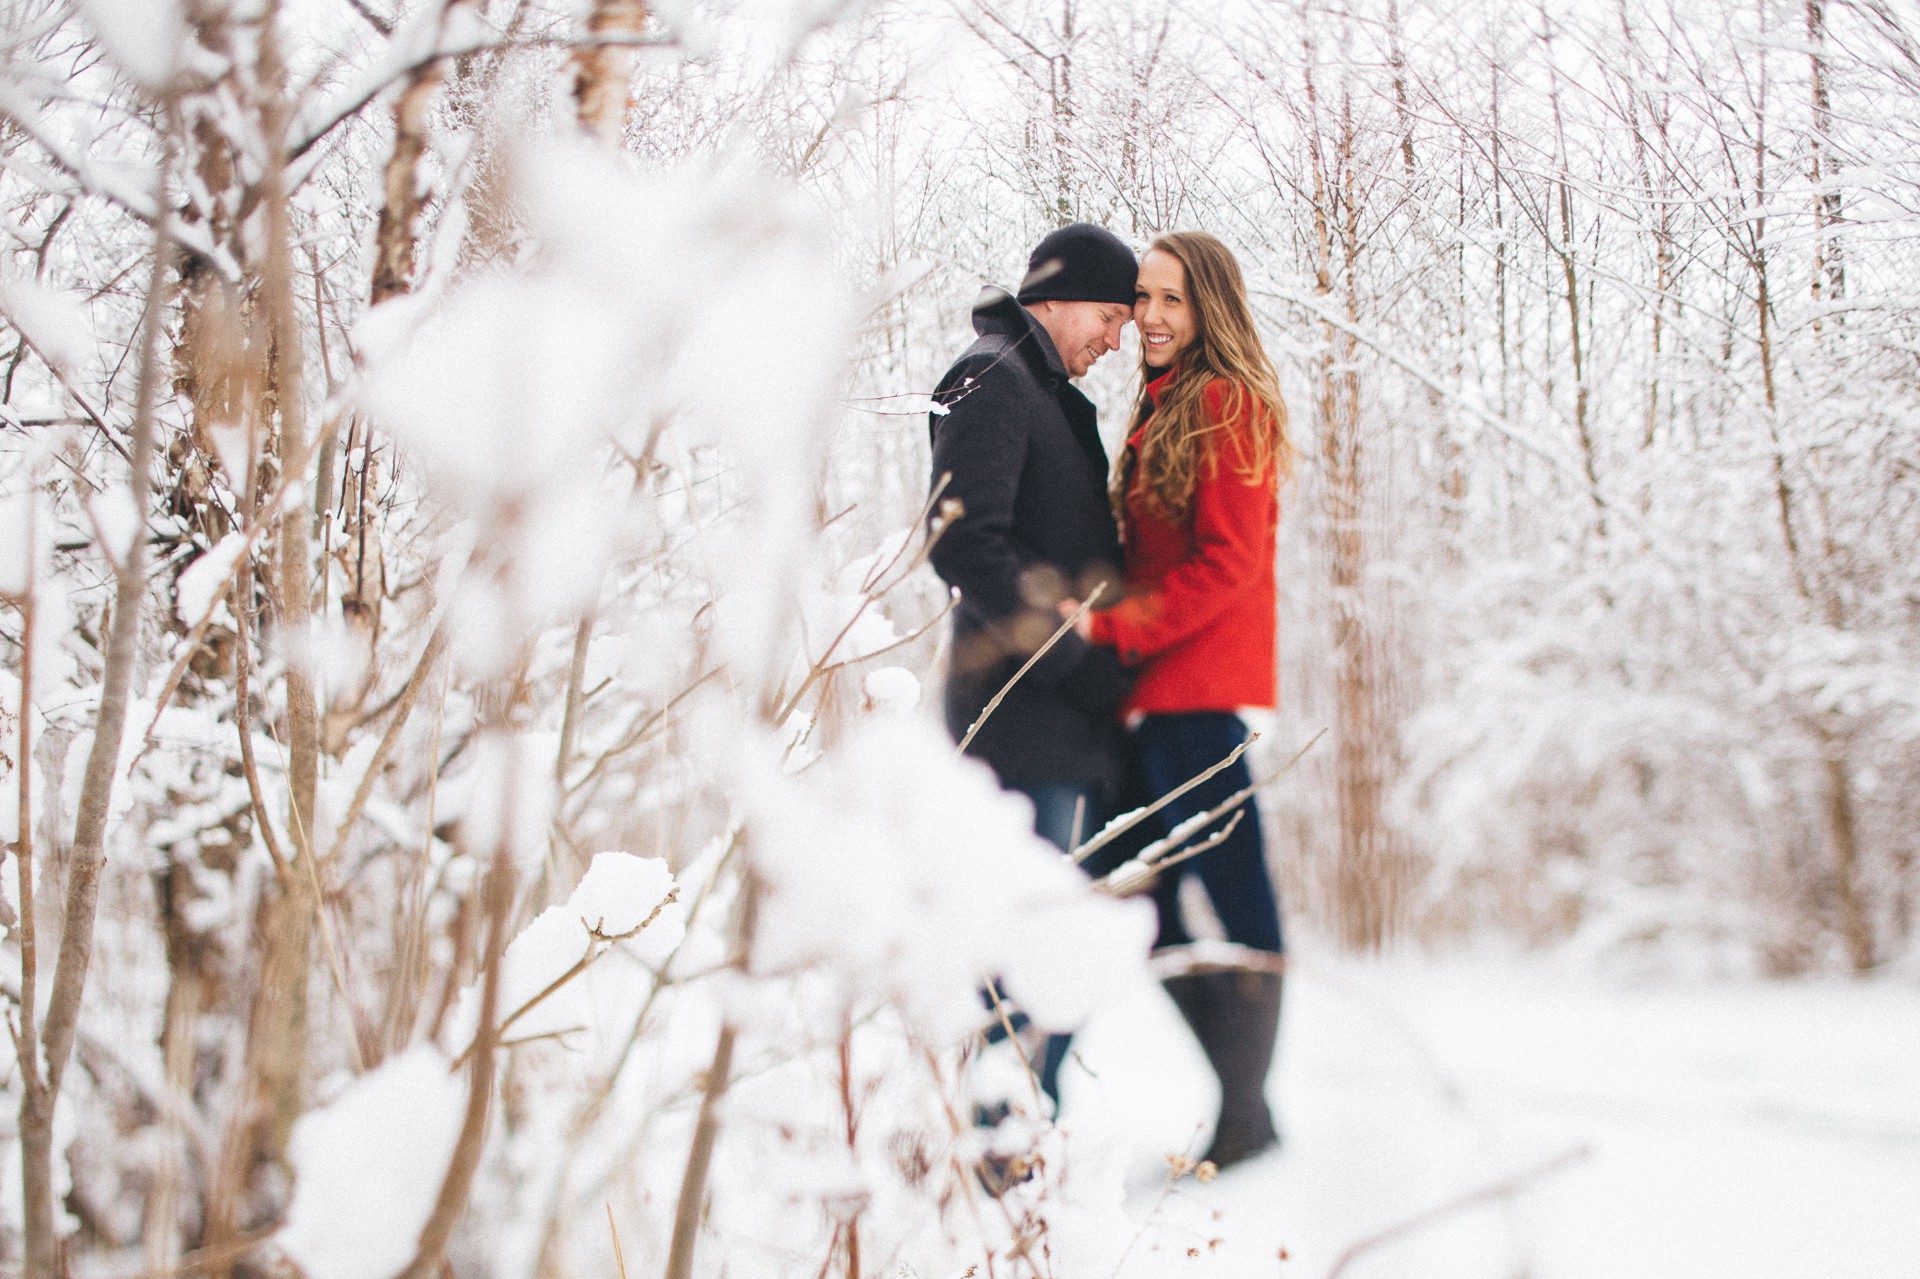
[1077,231,1295,1167]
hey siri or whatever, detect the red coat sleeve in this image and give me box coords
[1090,387,1274,664]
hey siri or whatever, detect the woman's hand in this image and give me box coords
[1057,598,1096,642]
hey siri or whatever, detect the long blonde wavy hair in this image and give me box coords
[1118,232,1294,523]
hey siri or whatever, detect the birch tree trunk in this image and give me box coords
[572,0,650,143]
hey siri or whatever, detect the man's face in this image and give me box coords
[1031,299,1132,378]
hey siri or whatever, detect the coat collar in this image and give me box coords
[971,286,1071,382]
[1129,363,1188,449]
[1144,362,1185,405]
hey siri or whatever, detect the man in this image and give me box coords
[928,223,1137,1113]
[929,222,1137,850]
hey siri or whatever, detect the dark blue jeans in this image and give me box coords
[1132,712,1284,955]
[1017,782,1099,855]
[984,781,1098,1108]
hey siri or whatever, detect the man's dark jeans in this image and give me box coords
[984,781,1099,1109]
[1017,782,1099,856]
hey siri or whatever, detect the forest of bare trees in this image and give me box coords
[0,0,1915,1272]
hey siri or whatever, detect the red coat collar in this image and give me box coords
[1144,363,1183,404]
[1133,364,1188,448]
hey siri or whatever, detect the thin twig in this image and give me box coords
[982,982,1047,1114]
[664,871,761,1279]
[1097,811,1245,898]
[383,656,452,1057]
[232,542,290,880]
[1089,729,1328,893]
[773,487,955,725]
[449,887,680,1071]
[958,584,1105,755]
[0,297,129,463]
[607,1203,630,1279]
[1071,728,1260,864]
[268,722,375,1072]
[153,1221,281,1277]
[329,627,447,859]
[555,611,596,791]
[565,666,719,794]
[9,495,40,1251]
[398,851,516,1279]
[133,518,279,757]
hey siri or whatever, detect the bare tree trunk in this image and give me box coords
[1740,42,1820,617]
[1820,732,1874,972]
[371,0,473,305]
[1806,0,1845,313]
[1617,8,1675,453]
[11,490,46,1271]
[1387,0,1416,176]
[1541,11,1601,530]
[397,850,516,1279]
[263,0,325,1159]
[572,0,650,143]
[1491,68,1509,415]
[1051,0,1077,221]
[202,11,326,1265]
[664,872,760,1279]
[20,143,174,1279]
[1302,36,1402,951]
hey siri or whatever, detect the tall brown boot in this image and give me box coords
[1162,967,1283,1167]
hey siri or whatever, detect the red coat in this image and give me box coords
[1087,371,1279,715]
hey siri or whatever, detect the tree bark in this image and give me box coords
[1821,736,1874,973]
[20,144,174,1279]
[397,854,516,1279]
[1301,30,1402,951]
[572,0,650,143]
[1806,0,1845,311]
[664,872,760,1279]
[371,0,472,305]
[202,11,325,1265]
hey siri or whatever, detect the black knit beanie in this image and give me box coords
[1015,223,1138,306]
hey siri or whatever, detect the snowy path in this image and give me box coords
[1066,950,1920,1279]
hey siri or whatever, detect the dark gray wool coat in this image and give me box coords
[927,287,1132,787]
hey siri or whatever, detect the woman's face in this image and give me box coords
[1135,248,1196,370]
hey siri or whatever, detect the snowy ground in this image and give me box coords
[1064,947,1920,1279]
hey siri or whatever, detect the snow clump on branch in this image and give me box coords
[278,1047,467,1279]
[358,141,854,684]
[746,715,1156,1038]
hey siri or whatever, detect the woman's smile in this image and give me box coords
[1135,247,1196,367]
